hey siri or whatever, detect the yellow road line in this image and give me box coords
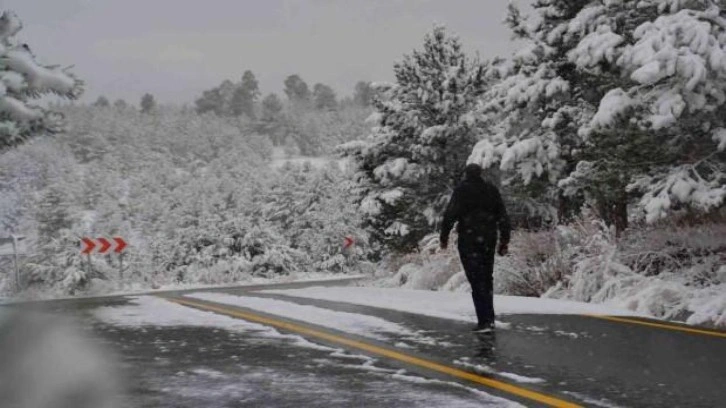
[585,315,726,339]
[163,296,581,408]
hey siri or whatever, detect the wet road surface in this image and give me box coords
[3,279,725,407]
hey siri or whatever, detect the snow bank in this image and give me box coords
[185,292,438,345]
[2,273,362,304]
[93,296,336,352]
[454,358,546,385]
[261,286,644,323]
[377,256,463,292]
[270,155,340,170]
[684,283,726,327]
[369,219,726,328]
[94,296,259,329]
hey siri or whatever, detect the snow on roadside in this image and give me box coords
[684,284,726,327]
[562,391,625,408]
[185,292,444,346]
[94,296,250,329]
[2,274,362,305]
[312,350,519,406]
[93,296,334,352]
[269,148,347,170]
[388,371,523,407]
[261,286,645,324]
[454,358,546,385]
[315,351,522,407]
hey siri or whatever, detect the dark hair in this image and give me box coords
[464,163,483,180]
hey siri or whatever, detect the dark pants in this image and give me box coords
[458,237,496,326]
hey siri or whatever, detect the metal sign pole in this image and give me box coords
[119,252,124,281]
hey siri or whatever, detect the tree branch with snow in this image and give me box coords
[0,11,83,149]
[470,0,726,229]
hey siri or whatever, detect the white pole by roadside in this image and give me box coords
[11,234,19,292]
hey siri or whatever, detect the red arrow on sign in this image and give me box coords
[113,237,127,253]
[343,236,354,249]
[81,238,95,254]
[97,237,112,254]
[80,237,128,254]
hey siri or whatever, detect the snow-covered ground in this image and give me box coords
[374,225,726,328]
[186,292,447,347]
[261,286,646,323]
[1,273,361,304]
[269,147,348,170]
[94,295,337,352]
[270,155,336,170]
[453,358,546,385]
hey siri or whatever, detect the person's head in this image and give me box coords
[464,163,483,180]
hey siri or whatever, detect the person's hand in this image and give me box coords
[497,243,508,256]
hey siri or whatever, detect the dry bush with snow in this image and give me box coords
[493,228,570,297]
[375,234,465,291]
[497,215,726,326]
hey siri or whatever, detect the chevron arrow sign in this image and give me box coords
[80,237,128,254]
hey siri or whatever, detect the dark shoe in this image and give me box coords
[472,322,495,333]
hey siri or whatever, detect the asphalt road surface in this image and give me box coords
[2,279,725,407]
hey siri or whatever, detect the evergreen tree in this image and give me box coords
[113,99,128,110]
[343,26,487,253]
[284,74,311,104]
[140,93,156,114]
[92,96,110,108]
[231,70,260,118]
[0,11,83,148]
[261,93,283,121]
[34,183,72,241]
[259,93,285,145]
[217,80,236,116]
[469,0,726,229]
[195,87,225,116]
[353,81,373,107]
[254,163,366,271]
[313,83,338,110]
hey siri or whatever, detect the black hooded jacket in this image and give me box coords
[440,173,511,248]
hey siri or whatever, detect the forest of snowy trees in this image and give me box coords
[0,9,373,295]
[345,1,726,326]
[0,105,369,295]
[0,3,724,325]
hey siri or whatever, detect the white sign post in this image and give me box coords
[0,235,26,291]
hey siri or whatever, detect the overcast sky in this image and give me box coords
[5,0,524,104]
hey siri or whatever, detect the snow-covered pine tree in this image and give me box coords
[140,93,156,114]
[0,11,83,148]
[217,80,236,116]
[283,74,311,105]
[353,81,374,107]
[195,86,226,116]
[113,99,128,110]
[258,93,285,145]
[254,162,365,271]
[230,70,260,119]
[92,96,110,108]
[313,83,338,111]
[343,26,487,253]
[469,0,726,229]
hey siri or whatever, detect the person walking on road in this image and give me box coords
[440,163,511,332]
